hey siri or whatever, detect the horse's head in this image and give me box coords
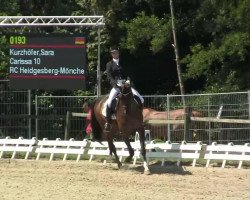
[120,83,132,97]
[116,79,133,116]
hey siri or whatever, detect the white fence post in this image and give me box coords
[238,143,249,169]
[222,142,233,168]
[205,142,217,167]
[36,138,47,160]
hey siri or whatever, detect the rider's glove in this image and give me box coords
[117,79,125,87]
[125,80,130,85]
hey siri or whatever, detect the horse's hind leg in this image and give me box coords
[124,137,134,163]
[107,138,122,169]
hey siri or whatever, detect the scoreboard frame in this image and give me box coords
[8,34,87,90]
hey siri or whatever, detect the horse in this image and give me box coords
[143,108,203,141]
[143,107,203,122]
[90,81,150,173]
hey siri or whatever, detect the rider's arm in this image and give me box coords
[106,62,116,86]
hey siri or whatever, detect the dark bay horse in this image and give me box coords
[90,82,149,173]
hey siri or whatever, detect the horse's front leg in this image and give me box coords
[107,135,122,169]
[124,136,134,163]
[139,127,150,174]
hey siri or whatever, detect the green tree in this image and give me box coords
[120,12,172,53]
[182,0,250,93]
[1,0,249,94]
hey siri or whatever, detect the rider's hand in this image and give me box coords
[125,80,130,85]
[117,79,125,87]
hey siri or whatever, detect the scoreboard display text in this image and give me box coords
[9,35,86,90]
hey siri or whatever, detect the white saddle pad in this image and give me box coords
[101,100,116,119]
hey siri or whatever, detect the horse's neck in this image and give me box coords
[119,94,133,105]
[117,93,133,112]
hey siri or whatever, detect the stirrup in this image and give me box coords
[137,102,143,109]
[104,122,111,131]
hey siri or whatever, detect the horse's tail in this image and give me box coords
[90,98,103,141]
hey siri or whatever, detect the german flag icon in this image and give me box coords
[75,37,85,45]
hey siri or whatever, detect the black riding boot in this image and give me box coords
[104,106,112,131]
[133,95,143,109]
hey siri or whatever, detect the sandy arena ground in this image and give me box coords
[0,159,249,200]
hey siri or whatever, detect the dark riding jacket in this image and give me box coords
[106,60,127,87]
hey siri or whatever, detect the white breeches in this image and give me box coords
[107,87,144,108]
[131,88,144,103]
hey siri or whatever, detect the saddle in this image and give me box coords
[101,95,141,118]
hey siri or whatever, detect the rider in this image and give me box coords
[104,46,144,131]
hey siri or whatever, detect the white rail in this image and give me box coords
[1,137,250,169]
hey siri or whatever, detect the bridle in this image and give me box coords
[121,88,132,96]
[119,84,132,115]
[120,82,132,96]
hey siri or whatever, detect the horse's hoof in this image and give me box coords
[107,155,113,163]
[118,163,122,169]
[144,170,151,175]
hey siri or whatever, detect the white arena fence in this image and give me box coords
[0,136,37,159]
[146,141,202,167]
[0,136,249,169]
[35,138,88,162]
[88,141,141,165]
[204,142,250,169]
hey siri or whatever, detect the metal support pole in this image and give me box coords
[208,97,211,144]
[28,90,31,139]
[184,108,191,142]
[167,94,171,141]
[35,95,38,139]
[64,111,72,140]
[248,90,250,119]
[97,27,101,97]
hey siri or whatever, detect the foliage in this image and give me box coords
[0,36,8,79]
[120,12,172,53]
[182,0,250,93]
[0,0,249,94]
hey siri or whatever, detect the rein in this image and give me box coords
[120,84,132,96]
[121,90,132,96]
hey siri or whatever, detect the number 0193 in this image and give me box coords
[9,36,26,45]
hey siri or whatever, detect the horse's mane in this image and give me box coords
[89,96,107,141]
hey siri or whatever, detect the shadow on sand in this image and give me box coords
[130,161,193,175]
